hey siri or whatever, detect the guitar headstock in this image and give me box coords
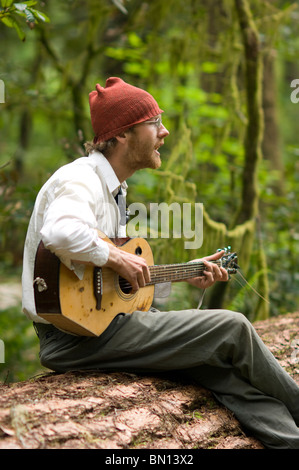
[217,246,239,274]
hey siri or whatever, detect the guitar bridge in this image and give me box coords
[93,267,102,310]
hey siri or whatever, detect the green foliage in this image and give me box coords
[1,0,299,380]
[0,1,49,41]
[0,304,42,383]
[0,165,41,265]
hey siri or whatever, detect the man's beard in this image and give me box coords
[126,134,161,172]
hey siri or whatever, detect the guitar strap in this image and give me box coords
[197,289,206,309]
[114,187,130,225]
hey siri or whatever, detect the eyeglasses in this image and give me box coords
[142,117,163,129]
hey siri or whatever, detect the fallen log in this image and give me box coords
[0,312,298,450]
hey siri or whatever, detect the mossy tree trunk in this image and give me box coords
[233,0,264,226]
[209,0,270,319]
[262,50,285,196]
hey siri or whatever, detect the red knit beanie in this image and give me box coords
[89,77,163,143]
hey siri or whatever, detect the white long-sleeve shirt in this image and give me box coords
[22,151,127,323]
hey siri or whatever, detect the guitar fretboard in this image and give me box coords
[147,260,222,285]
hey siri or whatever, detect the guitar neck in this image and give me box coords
[147,260,221,286]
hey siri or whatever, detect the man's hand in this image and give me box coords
[187,250,229,289]
[104,245,228,293]
[104,243,150,293]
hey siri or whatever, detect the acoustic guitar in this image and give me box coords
[33,232,238,336]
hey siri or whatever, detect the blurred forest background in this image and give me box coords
[0,0,299,382]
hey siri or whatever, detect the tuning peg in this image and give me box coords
[217,246,232,254]
[225,246,231,253]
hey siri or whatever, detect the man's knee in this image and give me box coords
[222,309,248,324]
[213,309,252,336]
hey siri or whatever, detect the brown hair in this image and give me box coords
[84,126,136,157]
[84,137,118,157]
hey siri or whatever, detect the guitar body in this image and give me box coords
[34,234,155,337]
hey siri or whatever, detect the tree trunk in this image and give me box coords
[262,50,285,196]
[209,0,268,314]
[233,0,264,225]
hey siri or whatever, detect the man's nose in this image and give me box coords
[158,124,170,138]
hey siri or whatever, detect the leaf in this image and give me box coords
[128,32,143,48]
[24,7,34,22]
[13,2,28,11]
[1,0,14,7]
[12,18,25,40]
[30,7,50,22]
[21,0,37,5]
[201,61,219,74]
[1,14,25,39]
[0,16,14,27]
[13,2,49,24]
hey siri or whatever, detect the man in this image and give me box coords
[22,77,299,449]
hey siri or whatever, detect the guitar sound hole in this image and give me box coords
[119,277,132,294]
[135,247,142,256]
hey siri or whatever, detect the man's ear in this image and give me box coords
[115,129,132,145]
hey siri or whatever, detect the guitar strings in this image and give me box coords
[233,270,270,304]
[119,263,270,306]
[150,260,220,273]
[118,260,222,289]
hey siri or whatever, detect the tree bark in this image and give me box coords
[1,312,298,449]
[233,0,264,225]
[209,0,268,314]
[262,50,285,196]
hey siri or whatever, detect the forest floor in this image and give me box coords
[0,301,298,450]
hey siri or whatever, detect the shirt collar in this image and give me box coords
[89,151,128,195]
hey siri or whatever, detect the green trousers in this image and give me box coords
[34,308,299,449]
